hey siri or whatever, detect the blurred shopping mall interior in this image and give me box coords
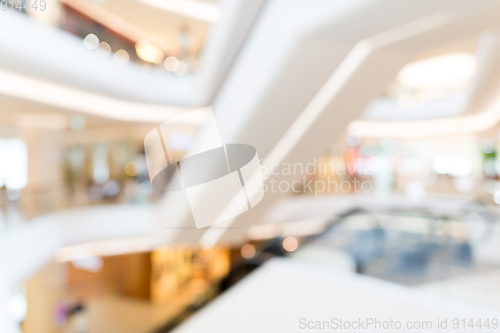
[4,0,500,332]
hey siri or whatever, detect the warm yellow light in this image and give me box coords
[135,40,164,64]
[240,244,256,259]
[283,237,299,252]
[124,161,139,176]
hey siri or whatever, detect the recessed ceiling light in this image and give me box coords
[83,34,99,50]
[135,40,164,64]
[164,56,180,72]
[174,61,188,76]
[397,52,477,91]
[96,42,111,57]
[114,49,130,65]
[137,0,221,23]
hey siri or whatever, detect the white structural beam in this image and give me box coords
[464,30,500,115]
[154,0,500,245]
[0,0,264,107]
[172,258,499,332]
[0,204,155,333]
[209,0,500,245]
[347,29,500,139]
